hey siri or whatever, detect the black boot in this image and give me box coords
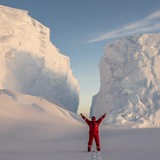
[97,147,101,151]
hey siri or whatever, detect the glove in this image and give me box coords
[102,113,107,118]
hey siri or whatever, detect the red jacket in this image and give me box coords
[81,114,106,135]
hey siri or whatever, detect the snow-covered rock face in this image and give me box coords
[91,34,160,128]
[0,5,79,112]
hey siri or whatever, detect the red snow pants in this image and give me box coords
[88,131,100,151]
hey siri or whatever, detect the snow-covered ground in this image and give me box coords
[0,89,160,160]
[1,128,160,160]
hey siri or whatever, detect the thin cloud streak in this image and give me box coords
[87,10,160,43]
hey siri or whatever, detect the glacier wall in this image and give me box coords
[0,5,79,112]
[91,34,160,127]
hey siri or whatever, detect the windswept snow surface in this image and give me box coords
[91,34,160,128]
[0,89,160,160]
[0,5,79,112]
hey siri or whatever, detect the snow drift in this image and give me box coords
[91,34,160,128]
[0,5,79,113]
[0,89,81,140]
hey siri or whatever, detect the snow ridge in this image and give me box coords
[91,34,160,128]
[0,5,79,112]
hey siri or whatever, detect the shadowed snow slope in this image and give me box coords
[0,5,79,113]
[0,89,160,160]
[91,34,160,128]
[0,89,82,141]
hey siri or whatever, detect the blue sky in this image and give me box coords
[1,0,160,115]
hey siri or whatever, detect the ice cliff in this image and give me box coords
[91,34,160,128]
[0,5,79,112]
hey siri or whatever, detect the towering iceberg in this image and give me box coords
[0,5,79,112]
[91,34,160,127]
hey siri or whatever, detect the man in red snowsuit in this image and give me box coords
[81,113,106,152]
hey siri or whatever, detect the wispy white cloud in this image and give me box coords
[87,10,160,43]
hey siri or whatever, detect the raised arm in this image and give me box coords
[80,113,90,124]
[97,113,107,124]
